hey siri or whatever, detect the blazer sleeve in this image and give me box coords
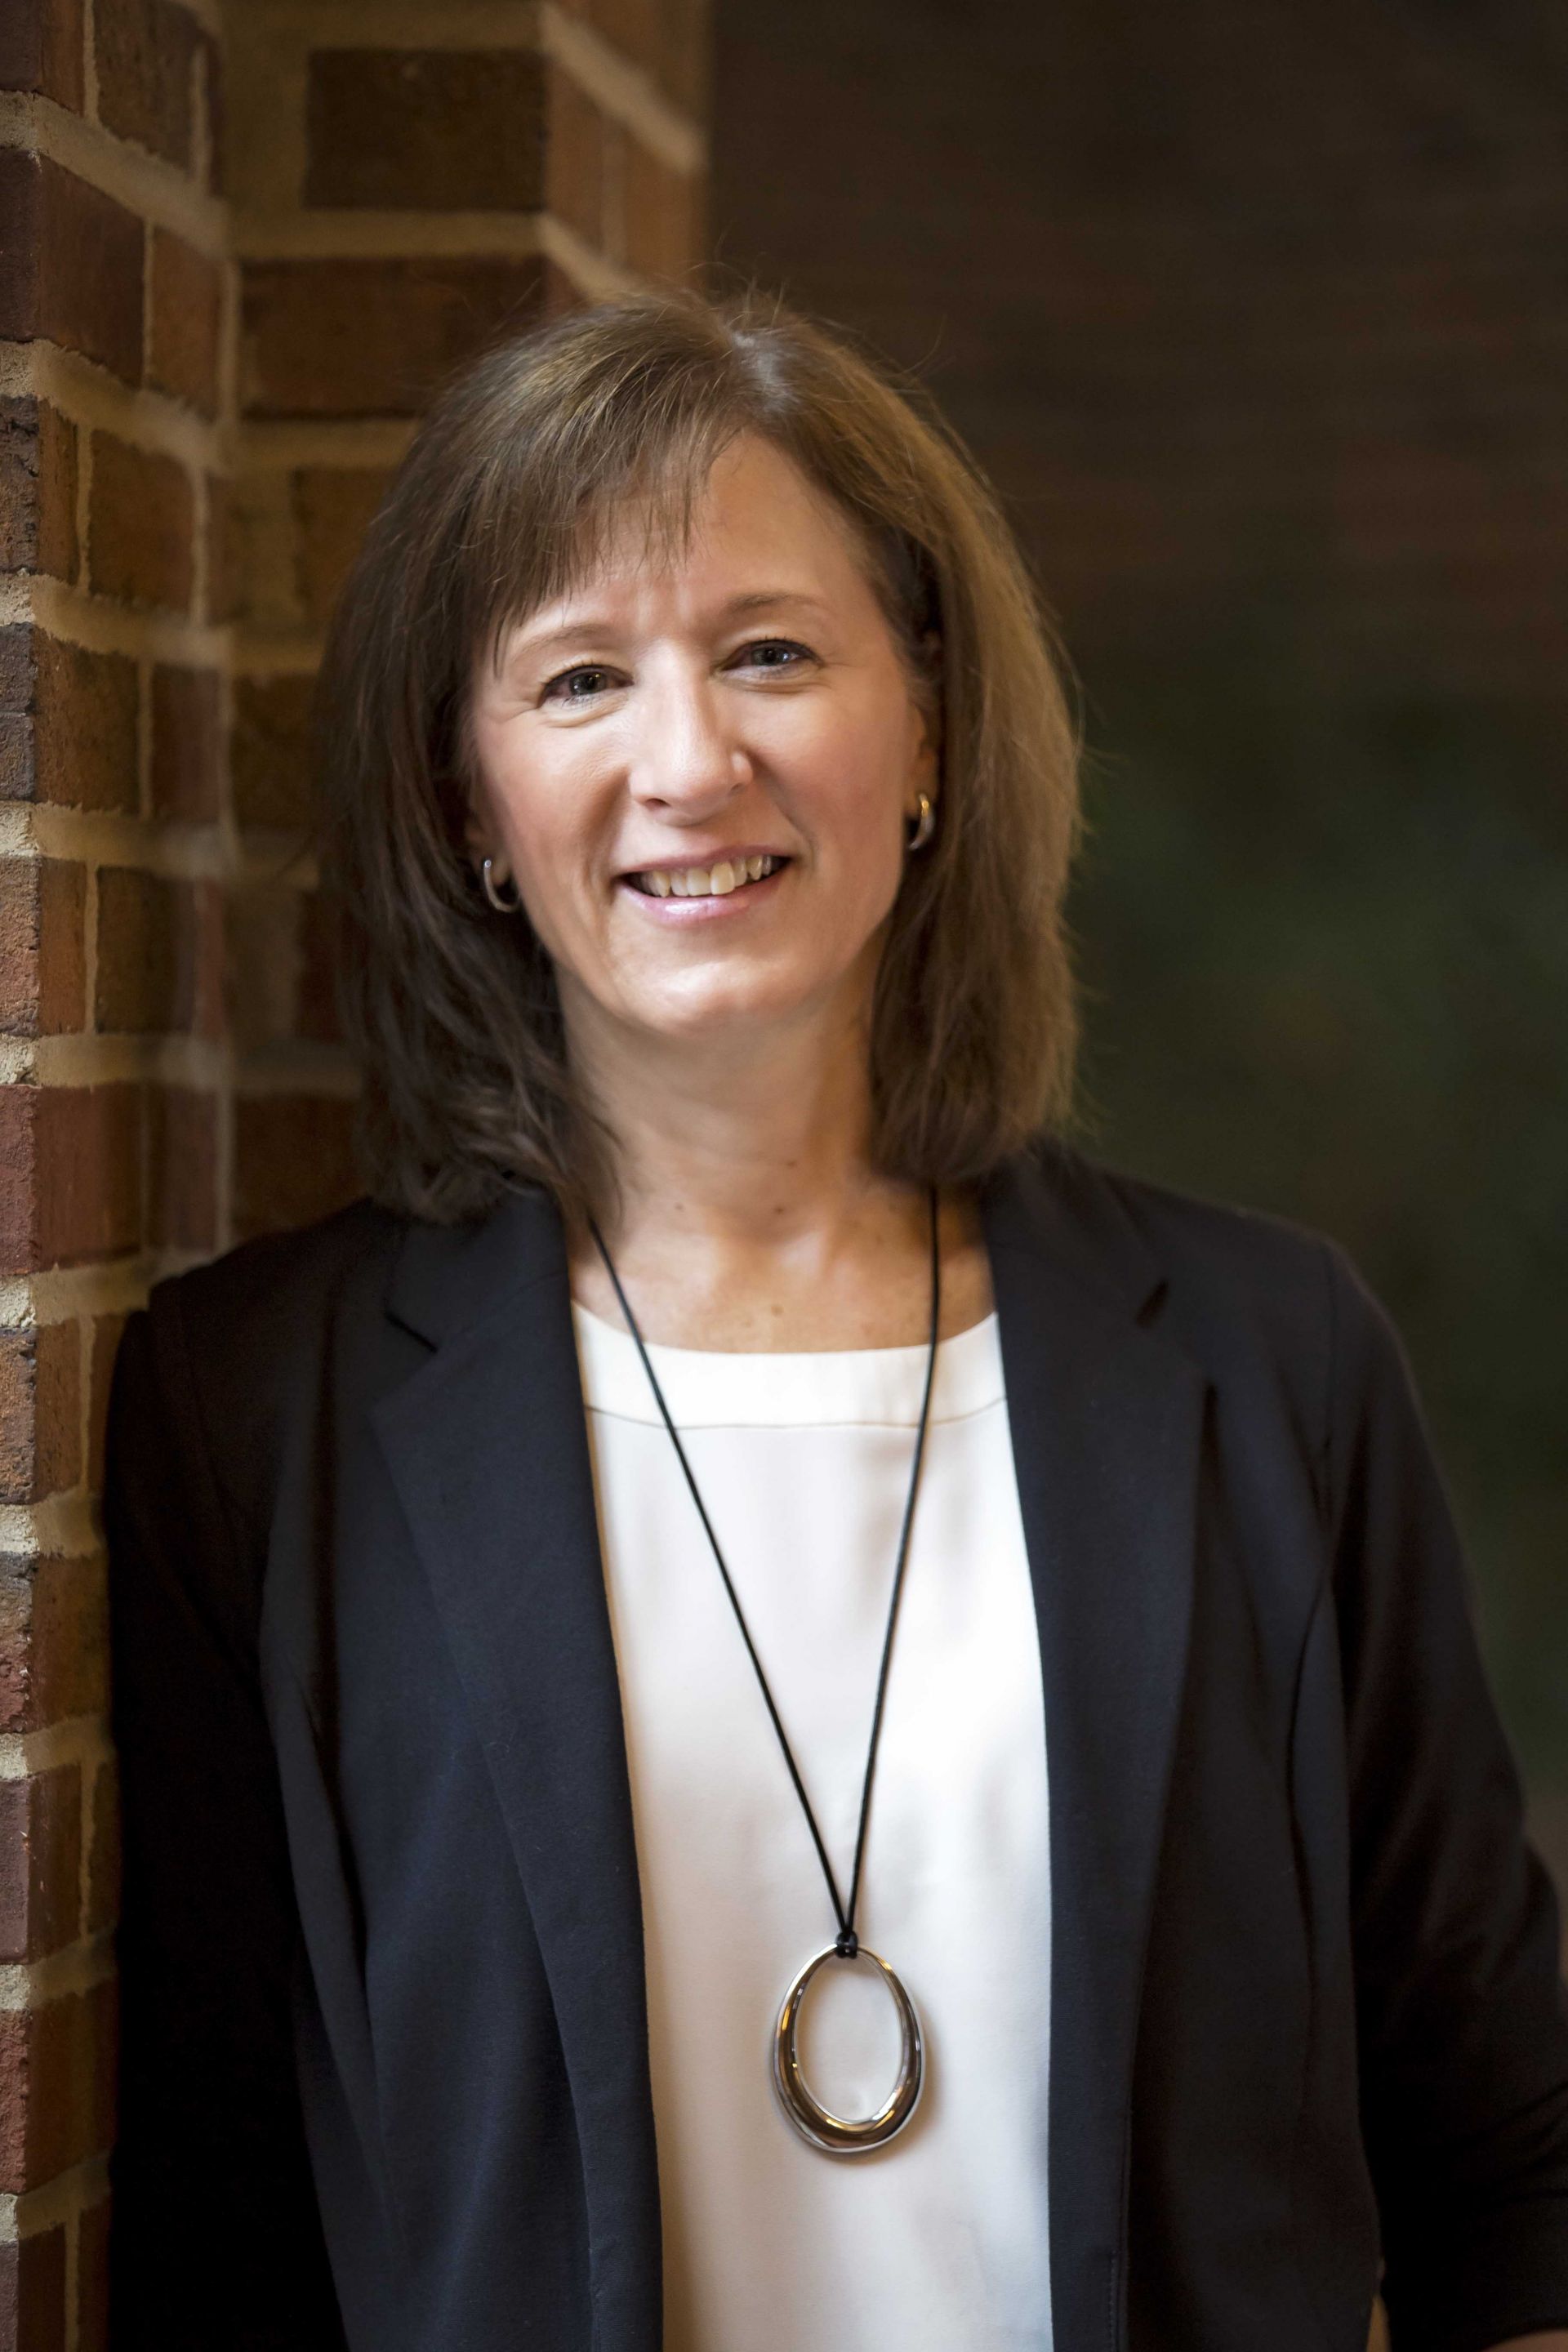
[1324,1242,1568,2352]
[104,1290,346,2350]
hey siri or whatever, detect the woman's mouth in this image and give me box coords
[617,852,793,924]
[623,853,788,899]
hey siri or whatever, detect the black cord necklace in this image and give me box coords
[586,1186,942,2156]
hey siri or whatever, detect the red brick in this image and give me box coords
[148,1085,217,1250]
[225,881,301,1053]
[147,229,223,417]
[0,400,78,580]
[31,635,139,813]
[659,0,709,118]
[86,1315,124,1495]
[95,869,203,1034]
[0,630,30,804]
[292,466,391,626]
[0,403,42,568]
[84,1759,118,1937]
[0,860,87,1038]
[43,1087,144,1264]
[305,49,546,212]
[0,0,86,110]
[0,1553,108,1735]
[298,887,341,1045]
[0,1085,143,1272]
[0,863,38,1036]
[0,719,27,804]
[205,470,236,622]
[87,434,194,612]
[0,1332,32,1496]
[540,257,582,326]
[240,255,547,418]
[0,154,143,388]
[581,0,662,92]
[546,68,606,250]
[194,878,224,1038]
[0,1320,80,1502]
[0,629,29,708]
[0,1767,82,1961]
[0,154,40,341]
[0,1980,116,2189]
[38,1319,79,1495]
[38,406,76,581]
[0,2223,68,2352]
[575,0,707,114]
[623,140,701,282]
[149,663,222,820]
[38,862,87,1034]
[234,1093,359,1239]
[201,27,224,198]
[0,863,38,1033]
[232,673,314,829]
[22,2226,69,2352]
[76,2197,109,2352]
[96,0,198,172]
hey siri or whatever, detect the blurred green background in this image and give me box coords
[1070,639,1568,1797]
[714,0,1568,1861]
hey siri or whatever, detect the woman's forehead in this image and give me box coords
[482,437,875,657]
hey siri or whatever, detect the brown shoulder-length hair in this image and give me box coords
[315,287,1083,1227]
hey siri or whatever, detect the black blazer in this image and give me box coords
[103,1139,1568,2352]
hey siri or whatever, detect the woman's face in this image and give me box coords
[465,434,937,1060]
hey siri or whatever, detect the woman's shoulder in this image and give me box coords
[140,1192,408,1362]
[1036,1138,1401,1451]
[1037,1134,1367,1323]
[123,1194,418,1533]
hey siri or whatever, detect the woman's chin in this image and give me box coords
[604,969,851,1054]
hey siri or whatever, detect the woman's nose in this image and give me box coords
[627,671,749,816]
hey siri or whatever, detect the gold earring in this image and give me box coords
[906,793,936,853]
[481,854,522,913]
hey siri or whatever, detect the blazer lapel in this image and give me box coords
[982,1145,1209,2352]
[371,1186,661,2350]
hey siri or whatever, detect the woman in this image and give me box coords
[105,292,1568,2352]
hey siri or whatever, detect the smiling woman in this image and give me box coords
[102,290,1568,2352]
[314,294,1078,1254]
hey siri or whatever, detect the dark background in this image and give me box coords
[710,0,1568,1863]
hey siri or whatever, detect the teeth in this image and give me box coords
[634,854,780,898]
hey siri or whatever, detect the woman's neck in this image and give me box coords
[560,997,992,1352]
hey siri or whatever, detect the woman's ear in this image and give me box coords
[914,630,944,769]
[461,798,492,866]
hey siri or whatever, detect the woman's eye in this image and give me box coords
[733,638,813,673]
[541,666,616,702]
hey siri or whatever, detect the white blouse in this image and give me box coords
[572,1299,1055,2352]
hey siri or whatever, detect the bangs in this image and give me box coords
[458,357,752,672]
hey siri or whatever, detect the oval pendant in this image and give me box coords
[772,1944,924,2155]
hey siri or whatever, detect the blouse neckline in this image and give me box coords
[570,1300,1004,1430]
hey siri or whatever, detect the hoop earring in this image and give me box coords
[906,793,936,853]
[481,854,522,914]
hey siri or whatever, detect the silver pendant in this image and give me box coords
[772,1944,925,2155]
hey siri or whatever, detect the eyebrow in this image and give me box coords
[505,589,835,657]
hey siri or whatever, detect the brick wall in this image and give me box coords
[0,1,706,2341]
[714,0,1568,710]
[0,2,227,2332]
